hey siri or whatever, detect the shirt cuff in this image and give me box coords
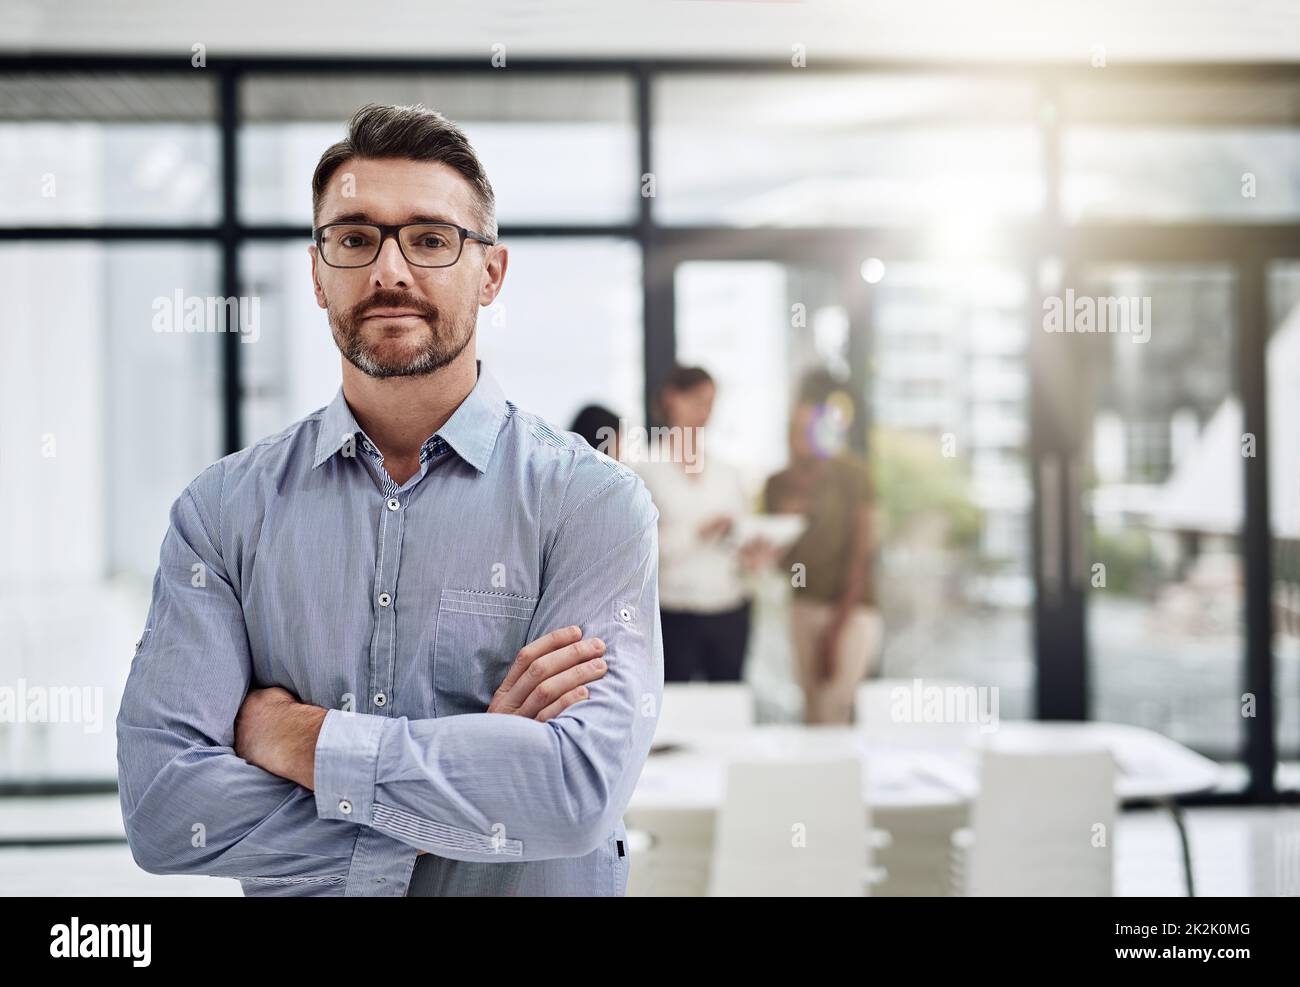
[313,707,387,825]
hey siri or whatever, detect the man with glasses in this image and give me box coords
[116,103,663,896]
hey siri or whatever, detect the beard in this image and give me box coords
[328,287,474,379]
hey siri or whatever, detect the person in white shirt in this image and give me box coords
[633,366,753,682]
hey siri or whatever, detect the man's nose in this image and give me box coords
[371,235,413,289]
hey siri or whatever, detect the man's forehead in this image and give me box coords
[319,157,474,225]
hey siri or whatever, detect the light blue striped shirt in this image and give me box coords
[116,361,663,896]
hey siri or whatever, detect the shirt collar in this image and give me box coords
[311,359,507,475]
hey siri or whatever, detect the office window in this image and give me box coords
[654,74,1042,227]
[239,74,638,227]
[674,260,814,493]
[0,73,219,226]
[1078,264,1243,758]
[1064,129,1300,222]
[476,238,643,432]
[239,242,341,442]
[1062,81,1300,222]
[673,259,857,719]
[1268,262,1300,783]
[869,263,1034,719]
[0,243,222,782]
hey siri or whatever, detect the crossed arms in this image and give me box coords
[115,462,662,884]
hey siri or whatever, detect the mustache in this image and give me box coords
[349,290,439,323]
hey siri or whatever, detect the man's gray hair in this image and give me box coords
[311,103,497,240]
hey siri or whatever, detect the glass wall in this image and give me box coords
[674,260,843,492]
[3,60,1296,795]
[673,259,854,718]
[654,74,1042,227]
[1269,262,1300,785]
[0,74,219,226]
[1077,264,1243,756]
[1061,81,1300,223]
[869,263,1034,720]
[0,242,222,781]
[239,73,637,227]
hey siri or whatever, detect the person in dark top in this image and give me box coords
[569,404,622,460]
[763,368,881,724]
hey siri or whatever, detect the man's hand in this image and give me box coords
[234,630,607,860]
[487,625,607,721]
[416,628,608,860]
[234,685,326,790]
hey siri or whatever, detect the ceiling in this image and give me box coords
[4,0,1300,64]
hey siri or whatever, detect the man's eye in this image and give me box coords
[418,236,447,248]
[340,235,371,248]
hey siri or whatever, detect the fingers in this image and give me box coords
[524,636,605,685]
[515,645,607,720]
[536,686,590,723]
[492,627,607,716]
[496,625,582,695]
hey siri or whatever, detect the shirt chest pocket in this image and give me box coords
[432,588,539,717]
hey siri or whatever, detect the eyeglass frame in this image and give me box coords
[311,220,497,269]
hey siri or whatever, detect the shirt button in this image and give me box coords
[386,497,400,511]
[374,692,387,707]
[378,592,392,607]
[338,799,352,815]
[619,607,633,622]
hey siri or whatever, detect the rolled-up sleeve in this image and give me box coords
[116,463,359,881]
[312,470,663,861]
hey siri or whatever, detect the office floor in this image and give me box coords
[1114,805,1300,897]
[0,797,1297,895]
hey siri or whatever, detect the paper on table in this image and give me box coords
[729,513,807,551]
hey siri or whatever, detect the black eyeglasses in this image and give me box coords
[312,221,496,269]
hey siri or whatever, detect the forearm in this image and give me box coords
[117,469,360,880]
[304,471,662,867]
[117,720,357,879]
[312,700,652,864]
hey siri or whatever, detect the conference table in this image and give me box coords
[626,721,1222,894]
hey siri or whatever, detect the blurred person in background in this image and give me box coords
[569,403,622,460]
[763,368,880,724]
[634,366,753,682]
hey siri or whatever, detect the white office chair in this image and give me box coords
[950,748,1117,896]
[707,758,879,896]
[656,683,754,741]
[854,678,983,746]
[624,808,714,897]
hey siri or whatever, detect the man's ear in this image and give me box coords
[308,243,328,310]
[478,243,508,307]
